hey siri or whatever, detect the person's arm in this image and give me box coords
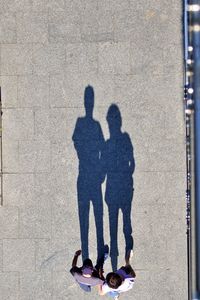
[72,250,81,267]
[98,284,107,296]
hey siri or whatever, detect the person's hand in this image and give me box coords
[75,250,82,256]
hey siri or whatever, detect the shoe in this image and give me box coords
[114,296,119,300]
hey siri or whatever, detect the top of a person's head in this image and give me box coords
[82,258,93,277]
[106,104,122,130]
[84,85,94,111]
[106,272,123,289]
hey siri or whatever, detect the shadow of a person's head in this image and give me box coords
[106,104,122,137]
[84,85,94,119]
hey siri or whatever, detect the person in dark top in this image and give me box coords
[102,104,135,271]
[70,250,104,292]
[72,86,105,262]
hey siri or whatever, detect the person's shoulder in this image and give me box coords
[101,282,111,293]
[70,266,81,275]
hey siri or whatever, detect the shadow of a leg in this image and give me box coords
[78,200,90,261]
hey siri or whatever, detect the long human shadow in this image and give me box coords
[72,85,105,263]
[102,104,135,271]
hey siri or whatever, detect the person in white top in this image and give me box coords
[98,250,136,299]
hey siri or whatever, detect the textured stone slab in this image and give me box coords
[98,0,130,12]
[19,205,51,239]
[1,44,33,75]
[17,12,48,44]
[0,0,31,12]
[3,239,35,271]
[2,140,19,173]
[1,76,18,108]
[0,207,18,238]
[18,75,49,108]
[20,271,52,300]
[98,42,131,74]
[0,272,19,300]
[18,140,51,173]
[32,44,65,75]
[49,11,81,44]
[0,13,17,43]
[65,43,98,75]
[36,239,71,272]
[3,109,34,141]
[0,240,2,271]
[3,174,34,206]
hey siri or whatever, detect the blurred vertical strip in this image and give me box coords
[0,87,3,207]
[191,0,200,298]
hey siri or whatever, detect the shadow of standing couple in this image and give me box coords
[72,85,135,272]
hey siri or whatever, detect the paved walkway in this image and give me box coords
[0,1,186,299]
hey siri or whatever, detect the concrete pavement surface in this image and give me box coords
[0,0,186,299]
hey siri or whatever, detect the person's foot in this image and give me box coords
[114,296,119,300]
[125,249,133,265]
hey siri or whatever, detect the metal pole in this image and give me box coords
[192,0,200,296]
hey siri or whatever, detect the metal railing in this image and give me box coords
[183,1,200,299]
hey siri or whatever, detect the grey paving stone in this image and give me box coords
[32,0,49,11]
[34,173,51,207]
[32,44,65,75]
[18,140,51,173]
[3,109,34,141]
[3,239,35,271]
[80,6,98,42]
[150,267,187,300]
[48,168,76,207]
[164,172,186,199]
[20,271,52,300]
[34,109,50,140]
[18,75,49,108]
[136,139,185,172]
[49,108,67,142]
[0,272,19,300]
[96,9,114,42]
[49,74,66,108]
[48,11,81,44]
[48,0,65,11]
[134,171,166,206]
[0,207,19,238]
[1,76,18,108]
[0,240,2,271]
[52,204,79,240]
[36,239,71,272]
[3,174,34,206]
[16,12,48,44]
[19,205,51,239]
[65,43,98,75]
[98,42,131,75]
[0,13,17,43]
[1,44,33,76]
[2,140,19,173]
[98,0,130,12]
[0,0,32,12]
[114,9,142,43]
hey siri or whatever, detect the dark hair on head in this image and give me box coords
[106,272,122,289]
[83,258,93,268]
